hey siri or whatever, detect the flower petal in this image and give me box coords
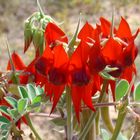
[7,52,26,70]
[116,17,132,39]
[45,23,68,46]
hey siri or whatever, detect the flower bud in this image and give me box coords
[33,28,44,55]
[24,20,33,53]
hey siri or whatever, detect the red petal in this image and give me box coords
[100,17,116,38]
[7,52,26,70]
[116,17,132,39]
[71,85,82,122]
[82,83,95,111]
[45,23,68,45]
[53,45,69,69]
[88,45,106,74]
[121,65,136,83]
[50,84,65,114]
[121,43,138,67]
[35,46,54,75]
[70,41,90,70]
[102,38,122,62]
[78,22,99,44]
[71,83,95,122]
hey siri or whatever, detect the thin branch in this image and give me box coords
[30,113,60,118]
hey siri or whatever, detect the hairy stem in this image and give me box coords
[25,114,42,140]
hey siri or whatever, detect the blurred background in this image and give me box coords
[0,0,140,139]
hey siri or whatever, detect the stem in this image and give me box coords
[37,0,44,17]
[79,80,108,140]
[110,8,114,38]
[95,110,100,135]
[110,100,128,140]
[5,38,15,72]
[66,87,72,140]
[110,75,135,140]
[100,95,114,133]
[25,114,42,140]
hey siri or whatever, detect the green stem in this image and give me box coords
[110,100,128,140]
[101,94,114,133]
[95,110,100,136]
[37,0,44,17]
[110,76,134,140]
[79,80,108,140]
[110,9,114,38]
[25,114,42,140]
[66,87,72,140]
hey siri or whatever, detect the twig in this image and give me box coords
[30,113,60,118]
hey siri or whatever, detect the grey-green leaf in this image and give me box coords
[18,86,28,98]
[134,82,140,101]
[1,124,10,130]
[4,97,17,108]
[0,116,10,124]
[0,106,9,116]
[7,108,19,119]
[17,98,28,114]
[115,80,129,101]
[27,84,36,101]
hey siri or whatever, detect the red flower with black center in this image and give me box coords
[35,45,69,113]
[69,41,95,122]
[77,21,106,74]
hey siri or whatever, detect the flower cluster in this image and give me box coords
[7,17,139,121]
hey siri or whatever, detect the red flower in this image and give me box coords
[7,52,44,85]
[7,52,26,71]
[35,45,69,113]
[77,22,106,74]
[69,41,95,121]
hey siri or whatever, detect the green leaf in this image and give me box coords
[27,84,36,101]
[134,82,140,101]
[51,117,66,126]
[18,86,28,98]
[0,106,9,116]
[7,108,19,119]
[2,130,8,136]
[101,129,110,140]
[68,16,80,49]
[4,97,17,108]
[0,116,10,124]
[17,98,28,114]
[1,124,10,130]
[32,95,42,105]
[115,80,129,101]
